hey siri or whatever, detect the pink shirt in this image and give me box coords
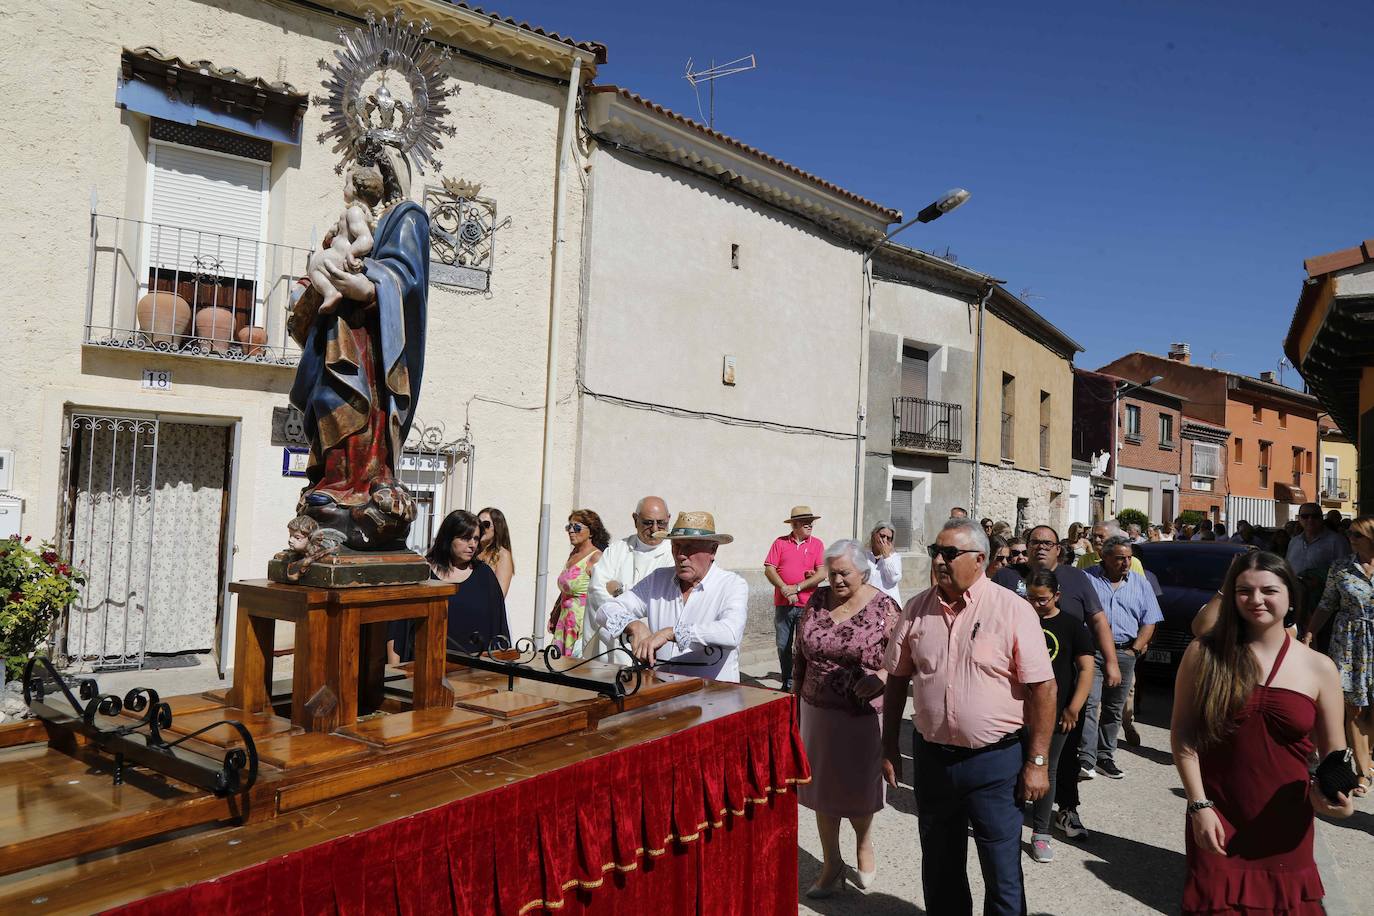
[884,574,1053,749]
[764,535,825,606]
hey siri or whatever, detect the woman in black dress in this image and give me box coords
[388,509,510,661]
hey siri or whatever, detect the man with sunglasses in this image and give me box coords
[588,496,675,662]
[991,524,1121,839]
[882,518,1056,915]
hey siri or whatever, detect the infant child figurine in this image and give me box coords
[306,163,386,314]
[275,515,345,582]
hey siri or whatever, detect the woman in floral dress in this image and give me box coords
[547,509,608,656]
[1307,514,1374,793]
[792,539,900,898]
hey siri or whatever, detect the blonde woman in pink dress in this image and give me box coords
[547,509,608,656]
[793,538,900,898]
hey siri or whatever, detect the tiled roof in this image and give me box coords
[445,2,607,62]
[124,46,305,97]
[1303,239,1374,278]
[589,86,901,221]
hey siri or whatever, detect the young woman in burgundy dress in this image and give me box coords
[1171,551,1354,915]
[792,539,900,898]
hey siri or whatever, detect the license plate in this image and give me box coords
[1145,649,1171,664]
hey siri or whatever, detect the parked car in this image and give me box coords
[1132,541,1251,678]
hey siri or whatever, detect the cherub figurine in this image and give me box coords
[274,515,346,582]
[305,163,386,314]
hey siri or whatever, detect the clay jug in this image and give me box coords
[135,291,191,347]
[236,325,269,357]
[194,306,236,353]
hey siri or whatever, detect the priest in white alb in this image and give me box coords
[586,496,676,662]
[593,511,748,682]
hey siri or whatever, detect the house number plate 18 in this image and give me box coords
[141,368,172,391]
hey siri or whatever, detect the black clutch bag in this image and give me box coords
[1314,748,1361,802]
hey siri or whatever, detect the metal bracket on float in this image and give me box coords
[22,655,258,796]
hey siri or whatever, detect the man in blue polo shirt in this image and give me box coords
[1081,536,1162,779]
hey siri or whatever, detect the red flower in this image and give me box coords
[41,550,59,564]
[7,591,21,603]
[23,535,32,542]
[57,563,70,575]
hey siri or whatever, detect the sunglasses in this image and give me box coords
[927,545,982,563]
[479,520,493,530]
[1010,549,1028,558]
[565,523,586,533]
[1028,539,1057,548]
[638,518,670,529]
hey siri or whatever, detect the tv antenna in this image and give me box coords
[1208,350,1233,367]
[684,54,757,129]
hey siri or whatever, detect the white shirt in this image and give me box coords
[594,563,749,682]
[866,550,902,605]
[588,534,674,611]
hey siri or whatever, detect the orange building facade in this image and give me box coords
[1099,345,1321,528]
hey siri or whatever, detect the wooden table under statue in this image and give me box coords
[0,637,807,915]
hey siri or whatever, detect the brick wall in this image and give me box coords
[1117,394,1183,476]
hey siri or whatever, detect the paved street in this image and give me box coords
[740,649,1374,916]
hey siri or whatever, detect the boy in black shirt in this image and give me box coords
[1025,568,1094,864]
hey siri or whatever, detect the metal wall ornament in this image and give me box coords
[426,177,509,292]
[314,10,458,175]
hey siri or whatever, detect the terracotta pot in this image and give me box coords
[236,325,269,357]
[194,306,236,353]
[135,291,191,347]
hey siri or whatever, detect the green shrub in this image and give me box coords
[1177,510,1207,528]
[1116,508,1150,531]
[0,536,84,681]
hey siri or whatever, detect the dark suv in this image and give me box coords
[1132,541,1251,677]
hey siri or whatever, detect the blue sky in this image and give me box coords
[509,0,1373,381]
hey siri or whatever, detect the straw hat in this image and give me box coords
[657,510,734,544]
[784,505,821,524]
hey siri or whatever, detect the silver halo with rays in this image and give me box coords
[314,9,458,175]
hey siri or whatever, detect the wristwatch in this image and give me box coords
[1186,799,1215,815]
[1029,754,1047,767]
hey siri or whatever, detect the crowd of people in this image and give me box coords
[780,506,1369,915]
[384,495,1372,914]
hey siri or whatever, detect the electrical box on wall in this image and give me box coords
[0,495,21,540]
[0,449,12,491]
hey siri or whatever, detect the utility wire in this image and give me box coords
[578,382,857,441]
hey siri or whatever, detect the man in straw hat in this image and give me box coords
[591,511,748,682]
[765,506,826,691]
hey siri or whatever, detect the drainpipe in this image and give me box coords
[532,56,583,645]
[970,282,995,515]
[851,255,873,539]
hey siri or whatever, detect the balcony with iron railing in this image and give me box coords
[1321,478,1352,504]
[84,213,312,366]
[892,397,962,454]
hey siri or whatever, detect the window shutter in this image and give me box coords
[148,143,267,280]
[1192,443,1220,478]
[892,480,915,552]
[901,346,929,400]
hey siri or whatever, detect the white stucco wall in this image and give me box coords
[3,0,583,657]
[575,147,864,567]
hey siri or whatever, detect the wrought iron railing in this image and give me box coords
[892,397,962,454]
[1322,478,1351,501]
[84,213,311,365]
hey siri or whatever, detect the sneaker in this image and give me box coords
[1096,760,1124,779]
[1055,808,1090,840]
[1030,833,1055,863]
[1078,765,1096,781]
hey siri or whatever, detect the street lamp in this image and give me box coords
[1110,374,1164,519]
[852,189,972,537]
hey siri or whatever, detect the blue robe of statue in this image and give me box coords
[290,201,429,508]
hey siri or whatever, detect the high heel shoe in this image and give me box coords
[851,864,878,891]
[804,866,847,899]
